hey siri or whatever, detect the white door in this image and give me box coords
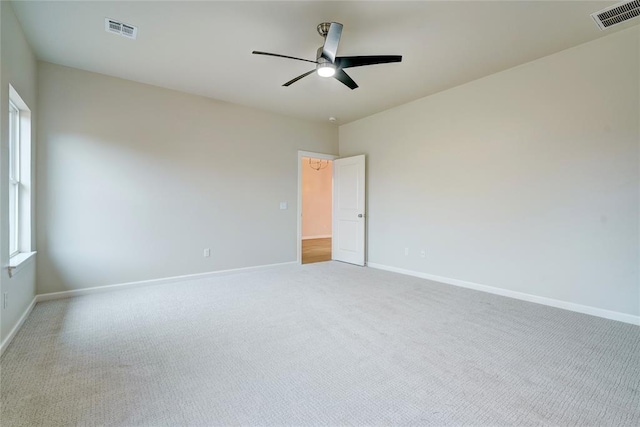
[332,155,366,266]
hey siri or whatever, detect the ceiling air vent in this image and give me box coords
[591,0,640,30]
[104,18,138,39]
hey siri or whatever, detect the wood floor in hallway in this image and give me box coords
[302,238,331,264]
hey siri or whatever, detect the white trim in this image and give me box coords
[297,150,338,264]
[8,251,36,278]
[302,234,332,240]
[9,85,30,111]
[367,263,640,326]
[9,84,34,258]
[0,297,36,356]
[36,261,297,302]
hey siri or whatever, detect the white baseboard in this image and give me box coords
[302,235,332,240]
[1,296,37,356]
[36,261,298,302]
[367,263,640,326]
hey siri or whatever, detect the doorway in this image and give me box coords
[301,156,333,264]
[297,151,366,266]
[297,151,337,264]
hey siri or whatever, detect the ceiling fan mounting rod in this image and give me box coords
[316,47,329,63]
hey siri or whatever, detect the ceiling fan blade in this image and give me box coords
[334,69,358,90]
[321,22,343,63]
[283,69,316,87]
[335,55,402,69]
[252,51,318,64]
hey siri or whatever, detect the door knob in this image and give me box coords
[358,214,363,218]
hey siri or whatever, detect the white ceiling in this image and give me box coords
[11,1,637,124]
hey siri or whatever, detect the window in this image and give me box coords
[9,100,20,256]
[8,85,34,272]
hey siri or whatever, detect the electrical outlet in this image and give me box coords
[3,292,7,310]
[204,248,211,258]
[404,248,409,256]
[420,250,426,258]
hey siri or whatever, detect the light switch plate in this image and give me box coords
[279,202,288,210]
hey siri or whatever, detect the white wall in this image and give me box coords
[302,157,332,239]
[340,27,639,317]
[0,2,38,344]
[37,62,337,294]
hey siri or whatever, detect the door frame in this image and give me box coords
[297,150,338,265]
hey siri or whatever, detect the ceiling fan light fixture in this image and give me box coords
[317,63,336,77]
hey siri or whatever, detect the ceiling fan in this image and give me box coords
[252,22,402,90]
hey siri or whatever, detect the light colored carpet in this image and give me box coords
[1,261,638,426]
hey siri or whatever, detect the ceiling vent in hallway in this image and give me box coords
[591,0,640,30]
[104,18,138,39]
